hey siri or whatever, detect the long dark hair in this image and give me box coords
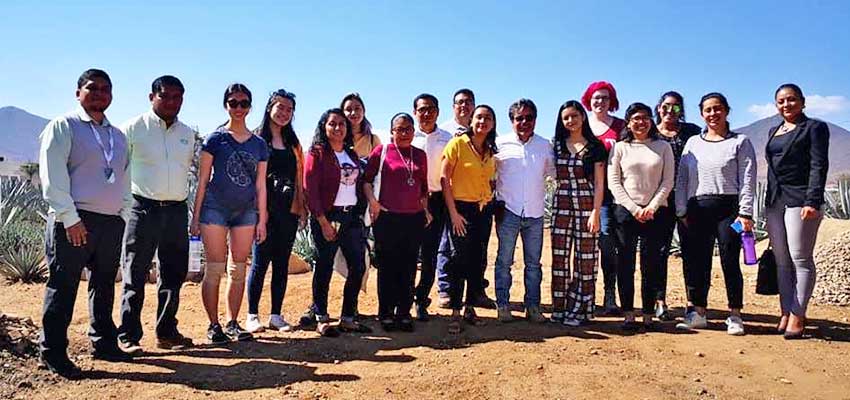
[340,92,373,137]
[466,105,498,156]
[621,102,660,143]
[698,92,732,132]
[554,100,602,155]
[218,83,252,129]
[258,89,300,149]
[311,108,355,156]
[655,90,687,124]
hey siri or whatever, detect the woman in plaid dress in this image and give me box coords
[550,100,606,326]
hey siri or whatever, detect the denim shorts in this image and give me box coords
[199,196,258,228]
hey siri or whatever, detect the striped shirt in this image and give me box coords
[674,132,757,217]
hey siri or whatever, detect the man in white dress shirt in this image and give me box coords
[493,98,555,323]
[411,93,453,319]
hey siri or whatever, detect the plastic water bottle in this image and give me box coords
[741,231,757,265]
[188,236,203,273]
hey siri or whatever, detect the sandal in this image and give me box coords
[317,322,340,338]
[448,316,463,334]
[338,321,373,334]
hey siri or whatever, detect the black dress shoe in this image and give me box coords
[470,294,496,309]
[92,346,133,362]
[415,303,430,322]
[40,354,83,380]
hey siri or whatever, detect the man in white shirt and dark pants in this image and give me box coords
[493,99,555,323]
[411,93,453,319]
[117,76,196,353]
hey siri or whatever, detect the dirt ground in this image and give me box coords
[2,220,850,400]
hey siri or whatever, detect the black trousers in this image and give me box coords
[655,204,678,302]
[375,211,426,319]
[415,191,447,305]
[477,200,495,296]
[613,204,668,314]
[40,210,125,359]
[683,196,744,309]
[443,201,488,310]
[118,196,189,343]
[247,211,298,315]
[310,208,366,319]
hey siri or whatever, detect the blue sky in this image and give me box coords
[2,0,849,145]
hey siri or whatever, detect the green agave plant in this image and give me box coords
[0,242,47,283]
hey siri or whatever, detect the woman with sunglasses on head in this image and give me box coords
[765,84,829,340]
[608,103,675,330]
[341,93,382,161]
[550,100,607,327]
[440,105,498,334]
[363,113,431,332]
[675,92,756,336]
[244,89,307,334]
[581,81,626,315]
[654,91,703,321]
[191,83,268,344]
[299,108,371,337]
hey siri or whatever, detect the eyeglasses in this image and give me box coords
[227,99,251,109]
[415,106,437,114]
[513,115,536,123]
[660,104,682,114]
[392,127,415,135]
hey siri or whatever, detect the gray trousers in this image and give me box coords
[765,202,822,316]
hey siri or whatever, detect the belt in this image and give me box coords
[333,205,356,213]
[133,194,186,207]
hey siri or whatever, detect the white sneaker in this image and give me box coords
[245,314,265,333]
[563,318,582,327]
[725,316,746,336]
[675,311,708,330]
[268,314,292,332]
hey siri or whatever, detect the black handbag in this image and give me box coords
[756,244,779,295]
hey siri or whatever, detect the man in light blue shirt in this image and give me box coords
[38,69,132,379]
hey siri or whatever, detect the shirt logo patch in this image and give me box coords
[180,138,190,145]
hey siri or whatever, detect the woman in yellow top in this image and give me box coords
[440,104,498,334]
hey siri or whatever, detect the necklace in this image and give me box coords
[779,123,794,134]
[394,144,416,186]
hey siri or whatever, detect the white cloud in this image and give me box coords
[747,94,850,120]
[805,95,850,117]
[747,103,777,119]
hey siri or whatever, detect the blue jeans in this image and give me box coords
[598,202,618,293]
[494,209,544,308]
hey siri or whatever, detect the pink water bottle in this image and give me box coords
[741,231,757,265]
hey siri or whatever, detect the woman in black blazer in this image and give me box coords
[764,83,830,340]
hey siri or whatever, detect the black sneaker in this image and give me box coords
[396,317,415,332]
[470,294,496,309]
[224,320,254,342]
[92,345,133,362]
[299,308,317,328]
[415,303,430,322]
[207,323,230,345]
[40,354,82,380]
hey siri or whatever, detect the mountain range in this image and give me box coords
[2,105,849,180]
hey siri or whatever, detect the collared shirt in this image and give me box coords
[411,126,453,192]
[494,133,556,218]
[39,107,130,227]
[442,134,495,206]
[121,111,196,201]
[439,119,468,137]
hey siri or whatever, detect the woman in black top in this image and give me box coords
[654,91,702,321]
[764,83,829,339]
[245,89,307,334]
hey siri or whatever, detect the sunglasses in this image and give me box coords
[660,104,682,113]
[227,99,251,109]
[514,115,536,123]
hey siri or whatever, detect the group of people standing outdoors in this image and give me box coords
[36,68,830,380]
